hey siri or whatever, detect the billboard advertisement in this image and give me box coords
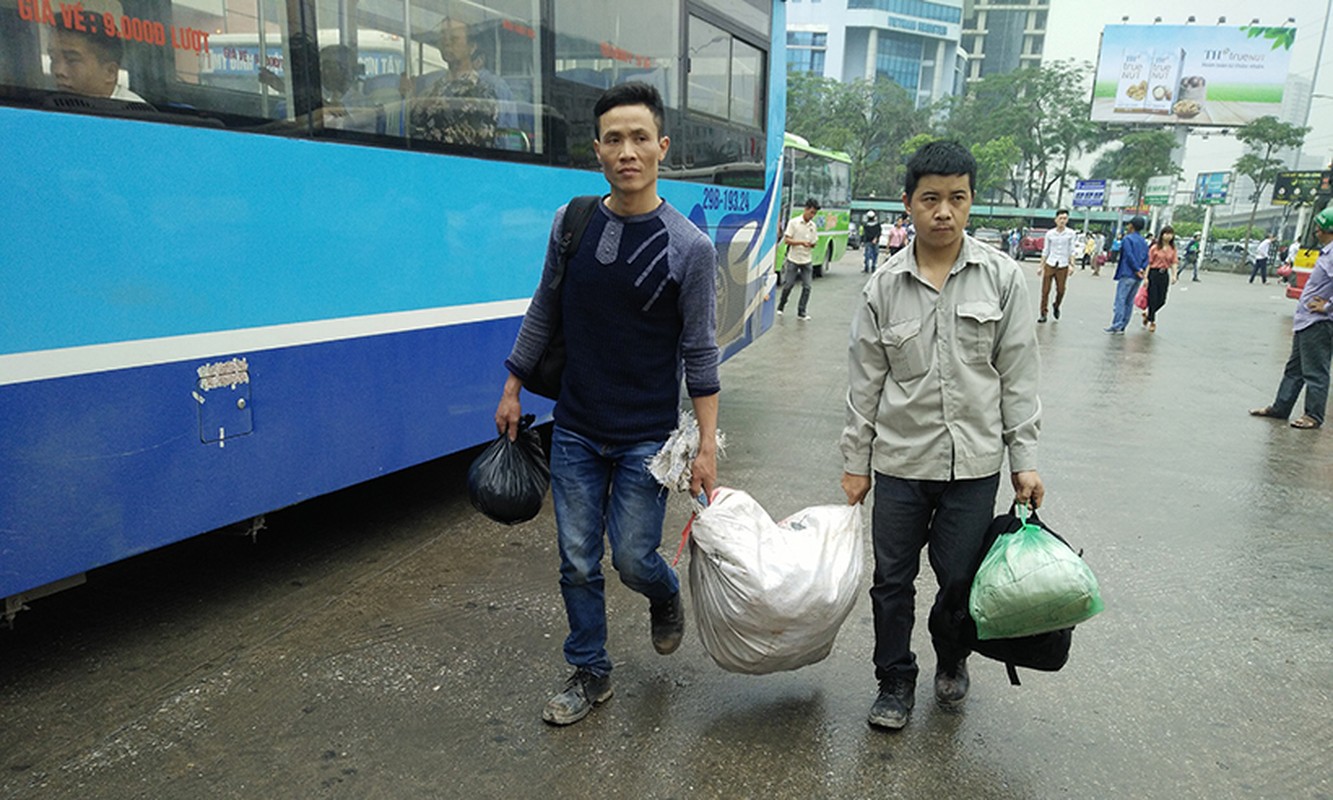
[1091,25,1295,126]
[1194,172,1231,205]
[1271,171,1333,205]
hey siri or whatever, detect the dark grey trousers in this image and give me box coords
[1273,321,1333,425]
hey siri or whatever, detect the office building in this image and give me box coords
[960,0,1049,82]
[787,0,967,108]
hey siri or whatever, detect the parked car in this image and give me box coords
[1204,240,1260,267]
[1018,229,1049,261]
[973,228,1006,251]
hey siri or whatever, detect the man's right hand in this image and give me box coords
[842,472,871,505]
[495,374,524,441]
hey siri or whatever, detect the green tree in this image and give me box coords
[900,132,939,163]
[1112,131,1180,206]
[786,75,929,198]
[938,60,1106,207]
[1171,205,1205,224]
[972,136,1022,202]
[1233,115,1309,254]
[786,72,844,144]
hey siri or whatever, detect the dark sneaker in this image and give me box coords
[867,677,916,730]
[935,659,969,709]
[1053,305,1061,320]
[650,592,685,655]
[542,669,613,726]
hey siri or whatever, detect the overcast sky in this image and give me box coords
[1043,0,1333,195]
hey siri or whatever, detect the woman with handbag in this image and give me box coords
[1142,226,1179,333]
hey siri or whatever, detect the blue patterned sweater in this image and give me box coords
[506,198,720,444]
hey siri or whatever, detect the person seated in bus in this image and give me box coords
[48,12,145,103]
[314,45,384,133]
[258,33,322,119]
[408,17,518,148]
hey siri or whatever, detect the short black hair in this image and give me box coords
[1056,208,1070,216]
[594,82,665,139]
[1128,216,1146,232]
[904,140,976,199]
[804,197,821,210]
[54,19,124,66]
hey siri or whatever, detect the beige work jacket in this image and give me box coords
[841,235,1041,481]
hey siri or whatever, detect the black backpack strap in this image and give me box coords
[1006,662,1021,686]
[551,195,601,292]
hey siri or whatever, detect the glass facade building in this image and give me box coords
[786,0,965,108]
[960,0,1048,82]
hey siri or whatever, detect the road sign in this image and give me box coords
[1271,170,1333,205]
[1106,181,1134,209]
[1194,171,1231,205]
[1073,179,1107,208]
[1145,175,1177,206]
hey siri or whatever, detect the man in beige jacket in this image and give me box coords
[840,140,1044,732]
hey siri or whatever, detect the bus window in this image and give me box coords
[674,12,767,180]
[550,0,681,169]
[3,0,153,106]
[0,0,549,154]
[386,0,544,153]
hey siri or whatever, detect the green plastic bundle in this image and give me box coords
[969,505,1103,640]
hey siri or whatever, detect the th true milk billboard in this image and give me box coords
[1091,25,1295,126]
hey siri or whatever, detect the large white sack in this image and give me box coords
[688,487,864,674]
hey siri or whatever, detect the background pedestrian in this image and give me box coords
[1142,226,1179,333]
[1106,217,1148,333]
[779,198,820,320]
[862,211,882,274]
[1250,209,1333,429]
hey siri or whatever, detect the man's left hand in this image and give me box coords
[1011,470,1045,509]
[690,448,717,499]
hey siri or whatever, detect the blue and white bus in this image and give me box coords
[0,0,786,619]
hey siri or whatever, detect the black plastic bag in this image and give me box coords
[467,415,550,525]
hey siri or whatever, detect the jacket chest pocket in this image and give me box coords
[881,318,929,382]
[955,301,1002,363]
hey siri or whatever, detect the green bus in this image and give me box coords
[778,132,852,278]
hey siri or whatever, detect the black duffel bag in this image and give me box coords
[931,506,1075,686]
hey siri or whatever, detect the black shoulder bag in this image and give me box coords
[524,195,601,400]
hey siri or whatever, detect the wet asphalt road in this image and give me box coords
[2,251,1331,800]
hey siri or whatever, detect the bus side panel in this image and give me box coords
[0,318,541,598]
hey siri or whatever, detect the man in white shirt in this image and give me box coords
[1251,232,1277,284]
[1038,209,1077,323]
[778,198,821,320]
[48,8,146,103]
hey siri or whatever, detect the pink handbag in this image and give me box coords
[1134,281,1149,310]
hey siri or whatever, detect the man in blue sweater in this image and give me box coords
[1105,216,1149,333]
[495,82,721,726]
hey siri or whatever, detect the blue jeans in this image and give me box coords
[1110,276,1141,331]
[1272,321,1333,425]
[863,242,879,272]
[870,472,1001,683]
[549,425,676,676]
